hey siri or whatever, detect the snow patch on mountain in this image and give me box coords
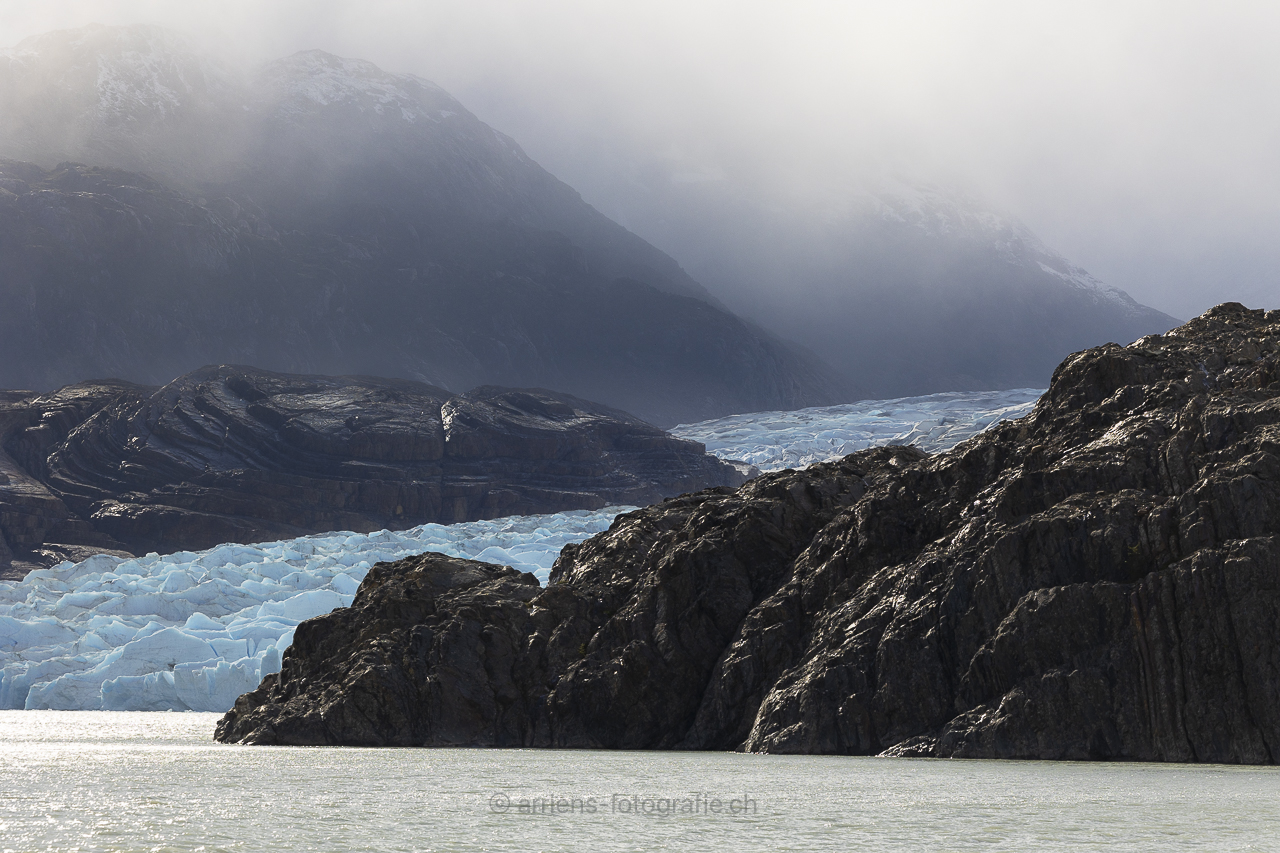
[1035,258,1147,311]
[857,179,1140,315]
[1,26,458,132]
[260,50,450,123]
[867,181,1011,242]
[3,24,236,121]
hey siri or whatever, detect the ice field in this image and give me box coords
[672,388,1043,472]
[0,389,1041,712]
[0,509,630,711]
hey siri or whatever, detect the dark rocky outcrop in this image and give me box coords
[219,304,1280,762]
[0,365,746,578]
[0,387,138,580]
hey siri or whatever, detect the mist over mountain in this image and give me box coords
[0,24,843,426]
[0,24,712,302]
[572,165,1181,397]
[0,23,1183,422]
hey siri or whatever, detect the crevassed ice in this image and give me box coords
[0,509,631,712]
[0,388,1044,713]
[670,388,1043,473]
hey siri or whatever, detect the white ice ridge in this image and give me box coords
[0,508,630,712]
[671,388,1044,473]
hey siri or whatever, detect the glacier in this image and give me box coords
[0,388,1041,712]
[672,388,1043,472]
[0,509,629,712]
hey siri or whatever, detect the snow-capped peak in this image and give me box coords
[856,178,1143,314]
[257,49,457,124]
[2,24,238,121]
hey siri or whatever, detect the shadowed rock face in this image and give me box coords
[218,303,1280,762]
[0,365,746,577]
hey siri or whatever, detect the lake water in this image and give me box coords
[3,711,1278,852]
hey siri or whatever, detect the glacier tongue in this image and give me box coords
[0,387,1044,713]
[0,508,629,712]
[670,388,1043,473]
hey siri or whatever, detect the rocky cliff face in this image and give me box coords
[219,304,1280,762]
[0,365,745,578]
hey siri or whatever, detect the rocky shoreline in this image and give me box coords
[217,304,1280,762]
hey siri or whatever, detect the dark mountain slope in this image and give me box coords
[0,26,845,425]
[0,365,745,577]
[0,156,839,426]
[579,169,1180,395]
[219,303,1280,763]
[1,27,710,305]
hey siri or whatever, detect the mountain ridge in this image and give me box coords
[0,25,847,424]
[560,161,1181,396]
[0,364,748,578]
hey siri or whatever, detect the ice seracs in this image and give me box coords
[0,509,628,712]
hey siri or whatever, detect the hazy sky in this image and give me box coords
[2,0,1278,319]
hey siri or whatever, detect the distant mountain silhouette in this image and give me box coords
[571,168,1181,397]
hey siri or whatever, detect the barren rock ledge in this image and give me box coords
[218,304,1280,761]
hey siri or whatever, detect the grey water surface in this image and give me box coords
[2,711,1278,852]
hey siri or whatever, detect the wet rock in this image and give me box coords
[217,304,1280,762]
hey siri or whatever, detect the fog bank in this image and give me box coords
[3,1,1278,318]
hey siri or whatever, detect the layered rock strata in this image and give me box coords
[218,304,1280,762]
[0,366,745,576]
